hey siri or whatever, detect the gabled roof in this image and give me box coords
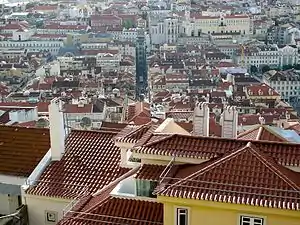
[157,143,300,210]
[115,123,152,143]
[27,130,130,198]
[0,126,50,177]
[133,134,300,166]
[238,125,287,142]
[238,125,300,143]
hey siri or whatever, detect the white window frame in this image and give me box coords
[174,206,189,225]
[239,214,266,225]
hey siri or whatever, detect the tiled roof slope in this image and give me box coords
[135,164,165,181]
[115,124,152,143]
[238,125,286,142]
[61,197,163,225]
[27,130,130,198]
[157,143,300,210]
[134,134,300,166]
[0,126,50,177]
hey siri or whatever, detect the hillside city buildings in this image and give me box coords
[0,0,300,225]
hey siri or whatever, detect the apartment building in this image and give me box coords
[150,17,180,44]
[183,13,251,36]
[0,28,64,55]
[263,69,300,102]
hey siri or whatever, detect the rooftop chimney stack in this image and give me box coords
[49,98,65,161]
[193,102,210,136]
[221,106,238,139]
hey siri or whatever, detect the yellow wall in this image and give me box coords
[159,196,300,225]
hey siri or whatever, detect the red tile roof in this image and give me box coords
[0,126,50,176]
[157,142,300,210]
[44,24,88,30]
[246,83,280,97]
[14,120,38,128]
[135,164,165,181]
[115,124,152,143]
[60,197,163,225]
[27,130,130,198]
[238,125,287,142]
[134,134,300,166]
[0,102,50,113]
[98,121,128,132]
[126,102,151,125]
[64,104,93,113]
[238,114,277,126]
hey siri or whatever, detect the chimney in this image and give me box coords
[221,106,238,139]
[193,102,210,136]
[49,98,65,161]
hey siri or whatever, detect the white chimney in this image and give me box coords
[221,106,238,139]
[49,98,65,161]
[193,102,210,136]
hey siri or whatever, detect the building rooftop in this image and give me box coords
[157,142,300,210]
[0,126,50,177]
[27,130,130,198]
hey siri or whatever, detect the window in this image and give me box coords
[136,179,157,197]
[240,215,264,225]
[176,208,188,225]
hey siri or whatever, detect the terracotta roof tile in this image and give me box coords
[0,102,50,113]
[0,126,50,176]
[60,197,163,225]
[157,142,300,210]
[238,126,286,142]
[64,104,93,113]
[27,130,130,198]
[134,135,300,166]
[246,83,280,96]
[115,124,152,143]
[126,102,151,125]
[135,164,165,181]
[15,120,38,128]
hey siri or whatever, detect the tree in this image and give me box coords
[294,64,300,70]
[250,65,258,74]
[261,65,271,73]
[282,64,293,70]
[123,20,135,29]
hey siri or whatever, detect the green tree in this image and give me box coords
[294,64,300,70]
[250,65,258,74]
[123,20,134,29]
[282,64,293,70]
[261,65,271,73]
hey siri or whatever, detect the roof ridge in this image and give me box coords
[123,124,150,139]
[72,129,119,135]
[160,142,300,196]
[144,133,177,147]
[262,125,289,142]
[237,124,261,138]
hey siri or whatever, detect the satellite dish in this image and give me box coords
[36,117,49,128]
[80,117,92,130]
